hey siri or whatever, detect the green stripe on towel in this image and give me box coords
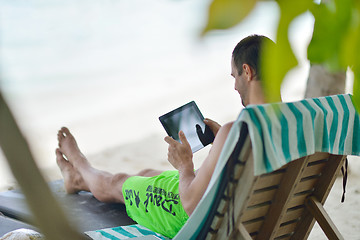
[312,98,330,152]
[277,107,290,162]
[338,95,350,154]
[353,113,360,154]
[98,231,122,240]
[287,102,307,157]
[326,96,339,153]
[112,227,137,238]
[247,107,272,172]
[86,224,168,240]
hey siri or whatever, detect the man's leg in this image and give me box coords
[56,127,163,204]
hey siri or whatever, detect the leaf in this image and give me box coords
[341,2,360,112]
[340,1,360,68]
[308,0,352,71]
[261,0,313,103]
[202,0,258,35]
[353,74,360,113]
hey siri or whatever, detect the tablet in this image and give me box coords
[159,101,215,153]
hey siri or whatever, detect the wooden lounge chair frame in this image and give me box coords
[198,124,345,240]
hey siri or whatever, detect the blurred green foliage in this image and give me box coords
[202,0,360,111]
[202,0,257,35]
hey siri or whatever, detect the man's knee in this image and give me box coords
[137,169,162,177]
[111,173,131,188]
[95,173,129,203]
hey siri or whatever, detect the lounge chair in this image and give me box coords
[173,93,359,240]
[85,94,359,239]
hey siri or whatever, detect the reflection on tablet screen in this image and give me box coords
[159,101,214,153]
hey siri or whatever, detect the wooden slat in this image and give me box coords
[307,152,330,163]
[256,156,309,239]
[216,198,229,215]
[246,188,278,206]
[243,218,264,234]
[253,171,284,191]
[210,214,224,230]
[313,155,346,202]
[301,162,327,178]
[292,155,346,239]
[274,234,293,240]
[275,220,299,238]
[294,177,319,194]
[241,203,271,222]
[287,192,312,209]
[224,182,236,198]
[210,211,230,240]
[205,230,217,240]
[281,207,304,223]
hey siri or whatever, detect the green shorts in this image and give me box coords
[122,170,189,239]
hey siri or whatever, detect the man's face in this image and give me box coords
[231,58,248,106]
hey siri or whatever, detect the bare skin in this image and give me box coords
[56,60,266,216]
[56,127,162,203]
[56,148,88,194]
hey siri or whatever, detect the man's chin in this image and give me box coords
[241,99,245,107]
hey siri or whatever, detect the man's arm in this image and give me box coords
[164,123,233,216]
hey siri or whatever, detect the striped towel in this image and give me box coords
[236,93,360,175]
[85,224,169,240]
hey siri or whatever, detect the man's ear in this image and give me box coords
[242,64,254,82]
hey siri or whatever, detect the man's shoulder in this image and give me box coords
[221,122,234,131]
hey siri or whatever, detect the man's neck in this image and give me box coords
[247,80,266,105]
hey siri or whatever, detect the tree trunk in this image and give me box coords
[304,64,346,98]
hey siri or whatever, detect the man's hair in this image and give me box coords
[232,34,275,80]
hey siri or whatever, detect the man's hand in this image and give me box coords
[204,118,221,137]
[164,131,194,172]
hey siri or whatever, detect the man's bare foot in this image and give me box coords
[57,127,89,169]
[56,148,88,193]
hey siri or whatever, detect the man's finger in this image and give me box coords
[204,118,220,128]
[204,118,221,136]
[164,136,177,145]
[179,131,190,147]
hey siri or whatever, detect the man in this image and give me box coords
[56,34,273,238]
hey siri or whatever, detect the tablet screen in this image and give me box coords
[159,101,214,153]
